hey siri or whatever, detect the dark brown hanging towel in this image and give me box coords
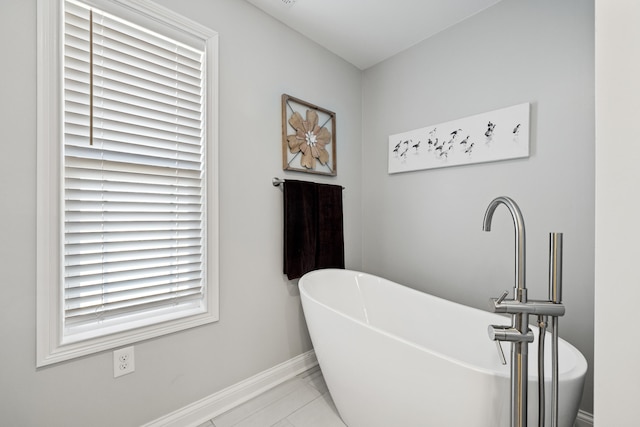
[283,180,344,280]
[315,183,345,271]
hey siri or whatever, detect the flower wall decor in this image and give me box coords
[282,94,337,176]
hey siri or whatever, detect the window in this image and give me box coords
[37,0,219,366]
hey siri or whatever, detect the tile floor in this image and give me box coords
[196,367,586,427]
[197,367,346,427]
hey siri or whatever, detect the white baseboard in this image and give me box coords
[142,350,318,427]
[575,409,594,427]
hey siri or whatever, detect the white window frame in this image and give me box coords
[36,0,219,367]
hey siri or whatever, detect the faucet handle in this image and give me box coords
[496,289,510,304]
[495,340,507,365]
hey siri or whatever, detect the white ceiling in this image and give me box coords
[245,0,503,70]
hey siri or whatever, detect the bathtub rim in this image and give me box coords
[299,268,588,382]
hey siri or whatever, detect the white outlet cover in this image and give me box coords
[113,346,135,378]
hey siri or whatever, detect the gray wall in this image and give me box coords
[361,0,594,413]
[0,0,596,424]
[0,1,362,425]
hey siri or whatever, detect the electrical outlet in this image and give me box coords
[113,346,135,378]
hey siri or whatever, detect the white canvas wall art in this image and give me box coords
[388,103,530,174]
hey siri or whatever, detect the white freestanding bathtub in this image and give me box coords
[299,269,587,427]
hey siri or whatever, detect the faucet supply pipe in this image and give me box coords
[537,315,547,427]
[549,232,563,427]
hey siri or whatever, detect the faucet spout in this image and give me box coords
[483,196,527,302]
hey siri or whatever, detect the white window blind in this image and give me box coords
[62,0,207,340]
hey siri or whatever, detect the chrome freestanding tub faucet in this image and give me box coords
[483,196,531,427]
[482,196,565,427]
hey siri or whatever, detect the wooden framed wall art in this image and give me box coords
[282,94,337,176]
